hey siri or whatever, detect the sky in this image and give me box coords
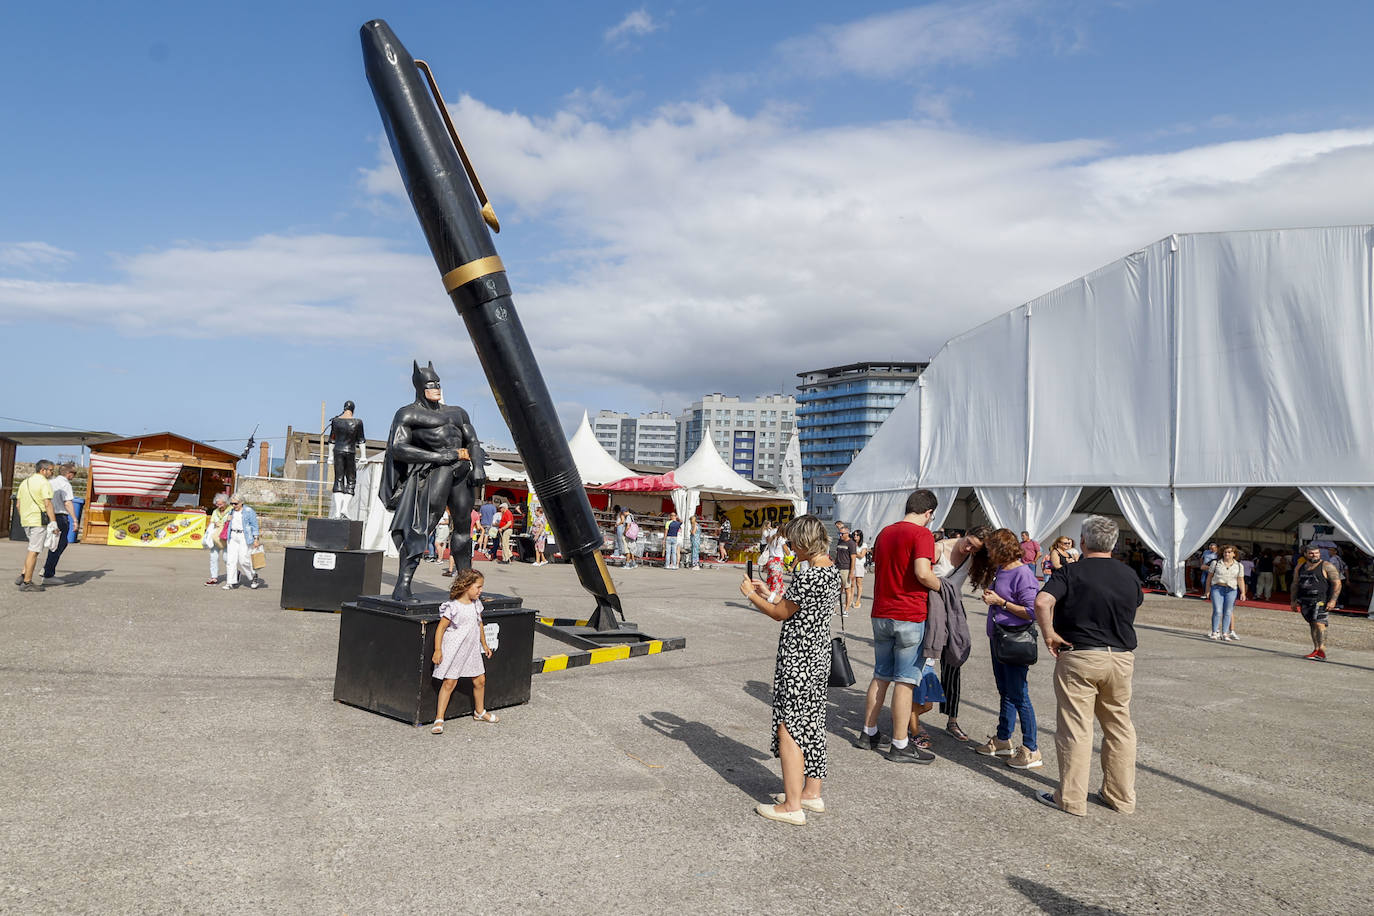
[6,0,1374,471]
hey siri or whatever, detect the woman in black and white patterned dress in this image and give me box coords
[739,514,842,826]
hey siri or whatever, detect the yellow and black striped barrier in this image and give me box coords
[537,616,589,628]
[532,636,687,675]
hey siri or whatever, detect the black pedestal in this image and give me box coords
[306,517,364,550]
[280,546,383,612]
[333,592,534,725]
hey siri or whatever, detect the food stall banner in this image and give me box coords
[723,502,797,540]
[106,509,207,548]
[91,455,183,498]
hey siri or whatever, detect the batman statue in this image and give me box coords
[380,361,487,601]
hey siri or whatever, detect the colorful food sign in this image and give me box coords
[106,509,208,549]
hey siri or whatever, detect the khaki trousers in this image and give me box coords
[500,527,513,561]
[1053,649,1137,816]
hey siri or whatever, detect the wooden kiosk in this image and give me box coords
[81,433,239,546]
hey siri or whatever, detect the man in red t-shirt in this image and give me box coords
[857,489,942,764]
[497,501,515,564]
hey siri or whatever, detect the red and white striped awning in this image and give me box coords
[90,454,183,498]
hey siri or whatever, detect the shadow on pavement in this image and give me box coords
[743,679,869,747]
[46,569,110,587]
[640,710,776,800]
[1134,621,1374,672]
[957,699,1374,857]
[1006,876,1127,915]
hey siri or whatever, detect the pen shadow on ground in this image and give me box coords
[640,711,777,800]
[1006,876,1127,915]
[743,680,1054,803]
[48,569,111,587]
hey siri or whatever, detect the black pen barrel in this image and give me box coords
[361,20,620,615]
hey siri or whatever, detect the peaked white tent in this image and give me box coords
[668,427,769,530]
[836,226,1374,604]
[568,412,636,486]
[674,427,767,494]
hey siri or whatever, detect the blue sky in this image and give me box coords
[6,0,1374,470]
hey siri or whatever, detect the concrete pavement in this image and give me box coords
[2,540,1371,914]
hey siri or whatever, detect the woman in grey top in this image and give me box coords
[930,526,989,742]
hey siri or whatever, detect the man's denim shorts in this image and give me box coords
[871,617,926,685]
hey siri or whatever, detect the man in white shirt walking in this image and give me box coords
[42,462,77,581]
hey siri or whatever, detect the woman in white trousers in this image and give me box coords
[223,494,264,589]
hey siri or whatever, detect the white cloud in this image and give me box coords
[10,104,1374,416]
[562,85,639,120]
[357,97,1374,405]
[604,9,659,46]
[776,0,1032,79]
[0,234,461,352]
[0,241,75,270]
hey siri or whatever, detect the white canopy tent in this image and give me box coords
[836,226,1374,605]
[667,427,769,531]
[568,412,637,486]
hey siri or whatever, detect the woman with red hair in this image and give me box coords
[968,528,1043,770]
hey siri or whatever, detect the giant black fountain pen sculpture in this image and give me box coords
[361,20,625,629]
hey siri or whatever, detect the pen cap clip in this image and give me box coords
[414,58,500,233]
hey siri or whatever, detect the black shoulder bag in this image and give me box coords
[26,478,51,526]
[829,571,856,688]
[991,618,1038,667]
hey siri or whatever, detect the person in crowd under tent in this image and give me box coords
[1204,544,1246,641]
[1292,544,1341,661]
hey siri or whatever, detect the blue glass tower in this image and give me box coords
[796,362,925,520]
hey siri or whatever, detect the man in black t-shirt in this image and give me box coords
[1033,515,1143,818]
[834,526,854,607]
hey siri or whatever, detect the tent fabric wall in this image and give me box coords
[1175,229,1374,486]
[837,490,915,541]
[1298,486,1374,612]
[834,226,1374,561]
[975,486,1082,544]
[921,308,1029,487]
[1025,242,1174,486]
[1112,486,1245,596]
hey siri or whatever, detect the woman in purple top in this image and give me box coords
[968,528,1042,770]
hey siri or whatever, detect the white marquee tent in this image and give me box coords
[836,226,1374,605]
[567,412,636,486]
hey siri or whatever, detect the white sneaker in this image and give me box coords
[1208,631,1220,640]
[1225,632,1239,641]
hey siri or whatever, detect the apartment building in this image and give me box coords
[675,393,797,486]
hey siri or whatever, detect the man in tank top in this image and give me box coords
[1291,544,1340,660]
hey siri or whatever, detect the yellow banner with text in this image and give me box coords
[106,509,208,549]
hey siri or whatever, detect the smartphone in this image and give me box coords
[746,559,754,581]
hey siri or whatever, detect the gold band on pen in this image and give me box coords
[441,256,505,293]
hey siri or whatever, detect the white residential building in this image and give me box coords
[675,393,797,486]
[591,410,678,467]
